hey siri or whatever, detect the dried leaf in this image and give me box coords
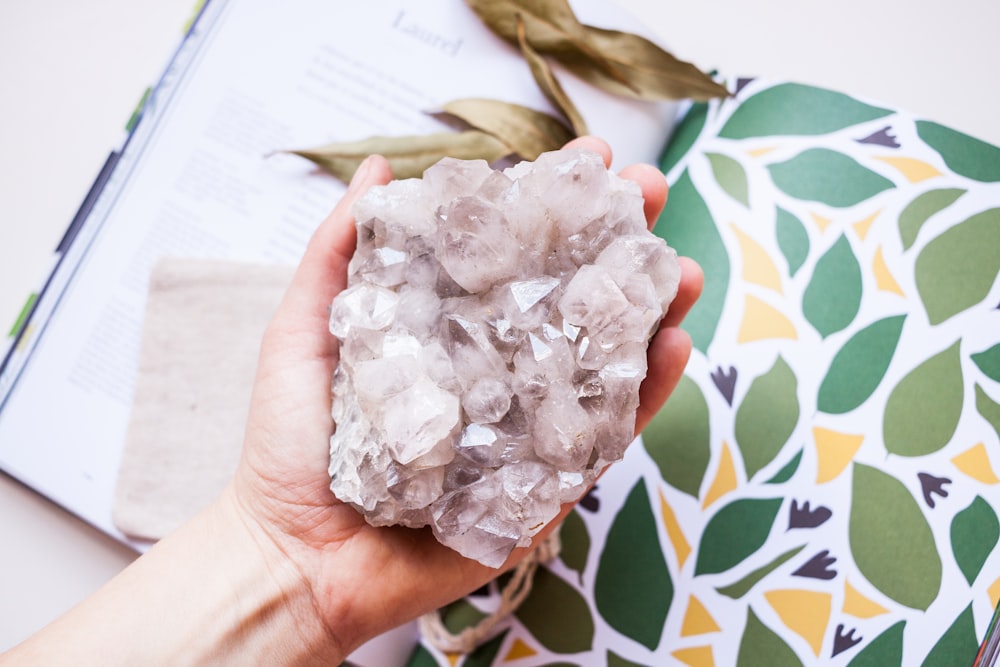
[466,0,580,49]
[439,98,573,160]
[566,25,728,101]
[289,131,512,182]
[466,0,723,101]
[516,14,588,136]
[464,0,632,91]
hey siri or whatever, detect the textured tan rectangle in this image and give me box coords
[112,258,293,541]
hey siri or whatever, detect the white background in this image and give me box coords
[1,0,998,653]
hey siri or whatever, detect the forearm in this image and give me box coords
[1,490,340,666]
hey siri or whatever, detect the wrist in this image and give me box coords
[193,487,344,665]
[1,487,342,666]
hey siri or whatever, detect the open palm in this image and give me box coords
[227,137,703,658]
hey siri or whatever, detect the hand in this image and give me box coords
[229,136,704,659]
[0,137,702,665]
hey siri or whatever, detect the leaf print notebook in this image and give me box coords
[405,78,1000,666]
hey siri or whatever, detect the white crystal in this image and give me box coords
[462,377,512,424]
[328,148,680,567]
[509,276,561,313]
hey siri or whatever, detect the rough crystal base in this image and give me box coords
[328,148,680,567]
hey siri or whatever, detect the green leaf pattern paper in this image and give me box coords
[409,79,1000,666]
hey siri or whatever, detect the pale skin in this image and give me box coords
[1,137,703,665]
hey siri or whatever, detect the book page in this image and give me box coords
[403,79,1000,666]
[0,0,675,563]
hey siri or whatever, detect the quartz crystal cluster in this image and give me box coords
[328,148,680,567]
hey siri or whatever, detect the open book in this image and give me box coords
[3,1,999,666]
[0,0,674,547]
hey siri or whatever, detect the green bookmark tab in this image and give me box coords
[125,87,152,133]
[8,292,37,338]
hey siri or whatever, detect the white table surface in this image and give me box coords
[1,0,998,654]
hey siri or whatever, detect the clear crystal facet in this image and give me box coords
[328,148,680,567]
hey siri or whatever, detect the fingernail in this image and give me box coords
[348,156,375,193]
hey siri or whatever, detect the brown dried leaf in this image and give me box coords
[566,25,728,101]
[516,14,588,136]
[289,131,513,182]
[439,98,573,160]
[465,0,725,101]
[464,0,632,90]
[465,0,579,48]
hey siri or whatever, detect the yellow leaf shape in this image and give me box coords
[732,224,783,293]
[659,489,692,569]
[765,589,832,657]
[446,654,460,667]
[682,595,721,636]
[814,426,864,483]
[504,637,537,660]
[873,246,905,296]
[989,575,1000,609]
[747,146,777,158]
[843,578,890,618]
[852,210,881,241]
[951,443,1000,484]
[702,441,738,509]
[875,155,942,183]
[811,213,833,233]
[738,295,798,343]
[672,645,715,667]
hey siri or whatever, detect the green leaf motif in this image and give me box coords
[719,83,893,139]
[883,340,963,457]
[406,644,439,667]
[608,651,651,667]
[768,148,895,207]
[734,356,800,479]
[915,207,1000,325]
[818,315,906,414]
[976,383,1000,441]
[921,604,978,666]
[660,102,708,175]
[717,544,806,599]
[972,343,1000,383]
[776,207,810,277]
[516,567,594,654]
[847,621,905,667]
[849,464,941,610]
[441,598,487,634]
[695,497,783,576]
[802,234,862,338]
[706,152,750,206]
[765,449,803,485]
[656,170,730,353]
[951,496,1000,585]
[558,509,590,585]
[464,629,510,667]
[898,188,966,251]
[916,120,1000,182]
[594,479,672,650]
[737,607,803,667]
[644,374,711,498]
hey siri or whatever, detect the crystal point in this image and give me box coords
[328,148,679,567]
